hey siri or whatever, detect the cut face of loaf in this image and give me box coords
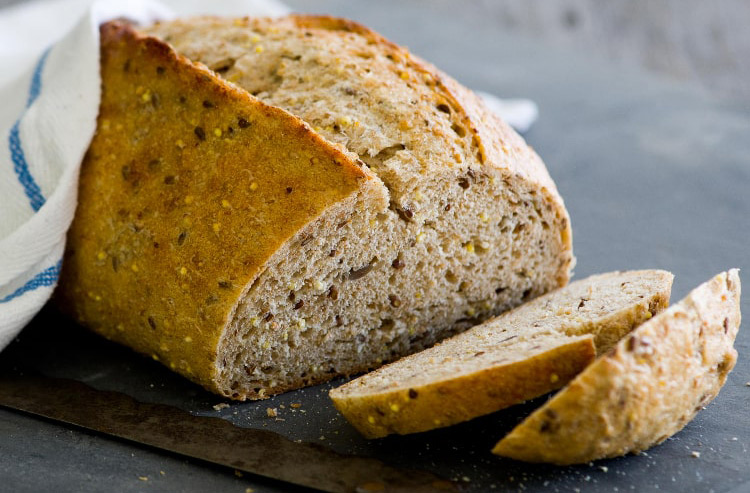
[493,269,741,465]
[59,16,573,400]
[329,270,674,438]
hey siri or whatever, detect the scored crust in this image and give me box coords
[329,270,673,438]
[493,269,741,464]
[57,22,386,393]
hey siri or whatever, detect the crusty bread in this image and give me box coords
[329,270,673,438]
[493,269,741,464]
[59,16,573,400]
[57,22,386,395]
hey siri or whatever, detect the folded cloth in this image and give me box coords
[0,0,538,352]
[476,92,539,134]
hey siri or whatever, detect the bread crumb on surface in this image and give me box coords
[213,402,230,411]
[356,481,385,492]
[138,476,148,481]
[266,407,278,417]
[234,469,244,477]
[691,451,701,458]
[290,402,302,408]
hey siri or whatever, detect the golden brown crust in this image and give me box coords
[493,270,741,464]
[332,336,596,439]
[58,22,374,393]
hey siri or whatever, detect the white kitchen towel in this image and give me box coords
[0,0,537,352]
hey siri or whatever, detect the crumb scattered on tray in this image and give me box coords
[213,403,230,411]
[357,481,385,492]
[266,407,278,417]
[691,451,701,458]
[234,469,244,478]
[138,476,148,481]
[291,402,302,408]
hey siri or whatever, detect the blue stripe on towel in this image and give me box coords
[8,47,51,212]
[8,121,46,211]
[26,48,50,107]
[0,259,62,304]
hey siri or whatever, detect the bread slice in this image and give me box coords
[329,270,673,438]
[59,16,573,400]
[493,269,741,465]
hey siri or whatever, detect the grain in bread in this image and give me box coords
[58,22,386,395]
[60,16,574,399]
[329,270,673,438]
[493,269,741,464]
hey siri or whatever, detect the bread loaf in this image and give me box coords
[329,270,673,438]
[58,17,573,399]
[493,269,741,464]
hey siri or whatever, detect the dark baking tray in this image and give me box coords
[2,1,749,491]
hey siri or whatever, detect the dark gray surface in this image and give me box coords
[3,1,750,492]
[0,370,453,493]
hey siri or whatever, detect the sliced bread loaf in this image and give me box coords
[329,270,673,438]
[493,269,741,464]
[59,17,574,399]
